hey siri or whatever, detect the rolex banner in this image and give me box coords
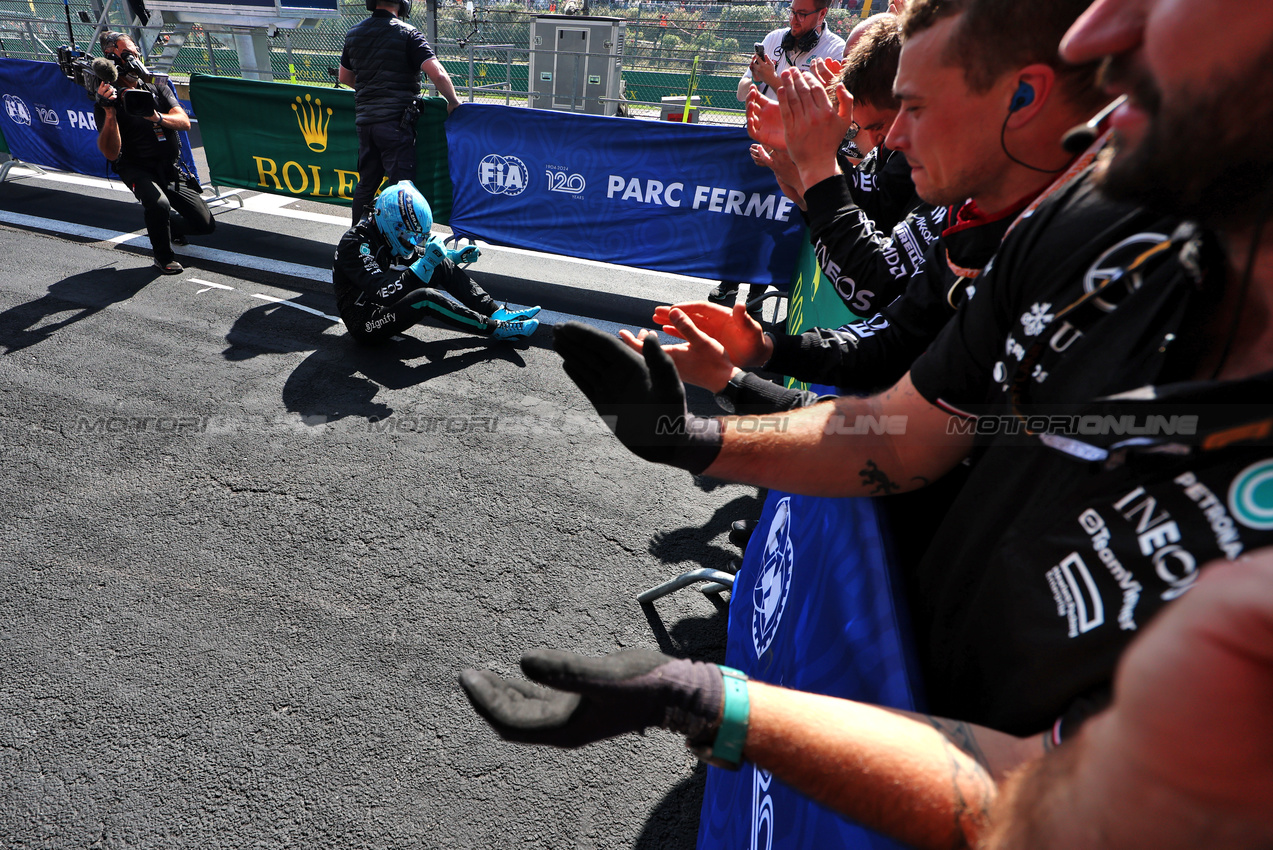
[189,74,452,223]
[445,103,805,283]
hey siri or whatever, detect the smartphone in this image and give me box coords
[754,42,766,58]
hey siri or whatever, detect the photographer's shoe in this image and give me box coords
[153,258,184,275]
[170,234,188,247]
[491,304,541,322]
[491,318,539,341]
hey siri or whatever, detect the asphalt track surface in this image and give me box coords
[0,165,766,848]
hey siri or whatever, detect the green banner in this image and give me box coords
[189,74,452,223]
[0,119,8,156]
[783,230,860,392]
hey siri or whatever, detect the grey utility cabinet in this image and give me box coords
[528,15,625,115]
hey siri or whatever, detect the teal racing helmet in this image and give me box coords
[372,181,433,258]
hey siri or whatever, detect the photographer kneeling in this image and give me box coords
[95,31,214,275]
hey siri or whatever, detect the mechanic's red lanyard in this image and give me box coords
[944,130,1113,304]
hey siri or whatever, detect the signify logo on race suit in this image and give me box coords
[253,94,359,201]
[752,496,795,658]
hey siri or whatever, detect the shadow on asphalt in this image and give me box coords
[0,263,157,354]
[633,766,712,850]
[631,612,727,849]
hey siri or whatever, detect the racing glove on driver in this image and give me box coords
[553,322,723,474]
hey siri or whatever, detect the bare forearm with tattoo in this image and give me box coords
[704,373,972,497]
[744,683,1048,850]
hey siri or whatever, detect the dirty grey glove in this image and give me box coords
[553,322,723,473]
[461,649,744,759]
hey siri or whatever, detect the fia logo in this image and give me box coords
[1229,459,1273,530]
[292,93,332,152]
[3,94,31,126]
[479,154,528,196]
[546,168,586,195]
[752,497,795,658]
[34,104,59,126]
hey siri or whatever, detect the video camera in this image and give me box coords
[57,45,157,113]
[56,45,116,103]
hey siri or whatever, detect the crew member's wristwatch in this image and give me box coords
[713,371,749,414]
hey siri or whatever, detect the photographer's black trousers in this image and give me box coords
[117,160,215,265]
[336,260,499,345]
[350,120,417,226]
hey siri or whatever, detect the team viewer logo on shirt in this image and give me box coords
[752,497,795,658]
[1229,459,1273,530]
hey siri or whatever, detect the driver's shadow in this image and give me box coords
[0,264,156,354]
[221,298,528,426]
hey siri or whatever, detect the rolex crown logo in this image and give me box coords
[292,93,332,152]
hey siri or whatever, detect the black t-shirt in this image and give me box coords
[904,170,1273,735]
[94,80,180,166]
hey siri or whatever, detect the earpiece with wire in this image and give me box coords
[1002,80,1069,174]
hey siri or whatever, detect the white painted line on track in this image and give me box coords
[248,292,340,322]
[0,209,331,281]
[189,278,235,293]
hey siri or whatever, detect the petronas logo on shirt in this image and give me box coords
[292,93,332,152]
[1229,459,1273,530]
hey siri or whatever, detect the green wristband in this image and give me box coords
[709,666,750,769]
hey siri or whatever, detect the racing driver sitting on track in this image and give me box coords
[333,181,539,344]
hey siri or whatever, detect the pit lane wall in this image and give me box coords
[0,58,198,182]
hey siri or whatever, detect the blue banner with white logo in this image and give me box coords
[445,104,804,284]
[0,58,197,182]
[696,493,921,850]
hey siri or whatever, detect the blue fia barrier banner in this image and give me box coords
[445,104,804,285]
[0,58,197,181]
[697,492,921,850]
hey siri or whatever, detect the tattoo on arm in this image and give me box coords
[859,459,900,495]
[926,717,995,848]
[927,718,992,772]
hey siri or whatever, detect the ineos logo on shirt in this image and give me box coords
[1082,232,1169,312]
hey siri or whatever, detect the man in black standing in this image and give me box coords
[339,0,462,225]
[95,31,214,275]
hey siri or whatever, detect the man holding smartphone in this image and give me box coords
[736,0,846,101]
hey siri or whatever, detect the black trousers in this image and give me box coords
[116,159,215,264]
[337,259,499,345]
[351,120,417,225]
